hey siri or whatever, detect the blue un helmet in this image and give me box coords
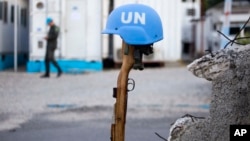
[102,4,163,45]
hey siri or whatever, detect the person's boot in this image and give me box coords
[57,70,62,77]
[40,74,49,78]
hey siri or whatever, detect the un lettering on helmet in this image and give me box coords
[121,12,146,25]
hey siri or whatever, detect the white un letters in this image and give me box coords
[121,12,146,25]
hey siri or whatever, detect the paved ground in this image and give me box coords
[0,66,212,141]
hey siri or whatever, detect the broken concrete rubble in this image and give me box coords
[168,45,250,141]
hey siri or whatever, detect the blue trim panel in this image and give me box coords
[26,60,103,73]
[0,54,28,71]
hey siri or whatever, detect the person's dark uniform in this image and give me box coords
[41,19,62,78]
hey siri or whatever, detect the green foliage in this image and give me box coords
[236,32,250,45]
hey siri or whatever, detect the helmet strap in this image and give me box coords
[132,44,153,70]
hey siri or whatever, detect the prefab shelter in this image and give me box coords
[27,0,103,73]
[0,0,29,70]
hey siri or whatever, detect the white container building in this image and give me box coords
[27,0,103,73]
[0,0,29,70]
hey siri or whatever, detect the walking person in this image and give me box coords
[41,17,62,78]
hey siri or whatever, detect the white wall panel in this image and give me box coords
[85,0,102,61]
[47,0,60,12]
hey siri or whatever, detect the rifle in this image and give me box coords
[111,41,135,141]
[111,41,153,141]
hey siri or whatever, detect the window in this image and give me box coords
[229,27,240,35]
[187,8,195,16]
[21,8,27,27]
[11,5,14,23]
[183,43,191,54]
[3,1,7,23]
[213,24,217,31]
[0,2,3,20]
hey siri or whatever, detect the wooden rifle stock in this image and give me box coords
[111,41,135,141]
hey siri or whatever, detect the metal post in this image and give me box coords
[14,0,18,72]
[220,0,232,49]
[199,0,205,56]
[111,41,135,141]
[108,0,114,60]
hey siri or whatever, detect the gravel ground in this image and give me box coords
[0,66,212,132]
